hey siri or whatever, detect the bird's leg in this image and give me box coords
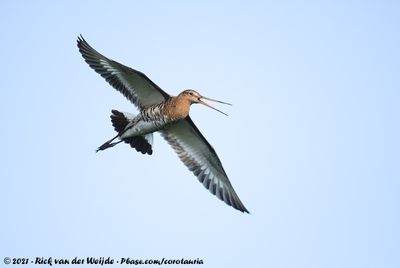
[96,134,121,152]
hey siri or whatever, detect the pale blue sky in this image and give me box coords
[1,1,399,267]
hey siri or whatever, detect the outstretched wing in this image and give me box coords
[77,35,169,110]
[161,117,249,213]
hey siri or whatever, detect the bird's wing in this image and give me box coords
[161,117,249,213]
[77,35,169,109]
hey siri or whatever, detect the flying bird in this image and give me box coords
[77,35,249,213]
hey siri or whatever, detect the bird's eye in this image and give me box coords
[189,92,193,95]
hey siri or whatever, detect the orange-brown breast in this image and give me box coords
[165,95,192,121]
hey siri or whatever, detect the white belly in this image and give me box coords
[120,117,166,139]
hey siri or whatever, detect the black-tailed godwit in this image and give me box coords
[77,36,249,213]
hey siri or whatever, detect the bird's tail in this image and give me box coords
[106,109,154,155]
[111,109,135,133]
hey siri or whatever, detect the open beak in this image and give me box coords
[198,96,232,116]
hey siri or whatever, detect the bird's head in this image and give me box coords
[179,89,231,116]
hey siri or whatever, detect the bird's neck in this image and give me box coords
[165,95,191,121]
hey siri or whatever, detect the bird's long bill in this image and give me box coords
[201,96,232,106]
[199,96,232,116]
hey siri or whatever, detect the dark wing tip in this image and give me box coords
[238,203,250,214]
[214,187,249,213]
[76,35,98,59]
[224,190,250,214]
[77,34,85,47]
